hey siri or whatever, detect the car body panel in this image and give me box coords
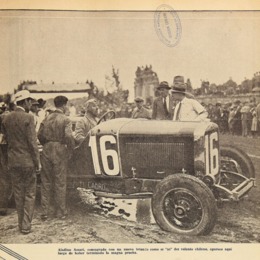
[68,118,220,194]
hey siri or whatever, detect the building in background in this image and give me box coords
[16,81,95,100]
[134,65,159,105]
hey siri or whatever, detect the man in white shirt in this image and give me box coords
[171,76,208,122]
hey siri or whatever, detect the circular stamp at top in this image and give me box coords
[154,4,182,47]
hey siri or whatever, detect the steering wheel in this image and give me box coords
[97,110,116,125]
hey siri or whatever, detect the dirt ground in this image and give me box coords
[0,134,259,244]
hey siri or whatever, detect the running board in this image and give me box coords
[94,191,153,199]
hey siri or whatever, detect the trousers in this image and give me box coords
[10,167,36,230]
[40,142,69,217]
[0,145,11,214]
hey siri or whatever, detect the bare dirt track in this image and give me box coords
[0,134,259,244]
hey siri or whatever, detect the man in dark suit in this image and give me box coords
[152,81,174,120]
[2,90,41,234]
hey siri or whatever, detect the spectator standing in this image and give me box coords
[38,96,75,220]
[251,106,258,138]
[207,103,215,122]
[152,81,174,120]
[228,105,236,135]
[213,102,222,126]
[131,97,151,119]
[2,90,41,234]
[221,104,230,134]
[256,99,260,136]
[233,100,242,135]
[240,101,251,137]
[0,103,10,216]
[30,99,39,129]
[37,98,47,131]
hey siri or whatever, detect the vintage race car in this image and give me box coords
[67,111,256,235]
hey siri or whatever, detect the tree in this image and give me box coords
[112,66,120,89]
[222,78,237,95]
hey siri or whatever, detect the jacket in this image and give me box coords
[152,95,175,120]
[2,107,40,168]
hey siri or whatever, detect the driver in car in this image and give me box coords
[74,99,99,144]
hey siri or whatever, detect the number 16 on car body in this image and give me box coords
[204,132,220,176]
[89,135,120,176]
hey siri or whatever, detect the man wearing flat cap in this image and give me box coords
[152,81,175,120]
[38,95,75,221]
[74,99,99,143]
[171,76,208,121]
[2,90,41,234]
[132,97,151,119]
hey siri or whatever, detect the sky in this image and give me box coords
[0,10,259,100]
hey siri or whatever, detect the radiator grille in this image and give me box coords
[126,142,185,168]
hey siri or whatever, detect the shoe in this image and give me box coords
[41,214,48,221]
[21,229,31,235]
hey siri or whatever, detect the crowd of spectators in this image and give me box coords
[202,99,259,137]
[1,96,259,138]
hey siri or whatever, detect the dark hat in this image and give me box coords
[31,99,39,106]
[171,84,186,94]
[37,98,46,108]
[157,81,171,90]
[173,75,185,85]
[134,96,144,102]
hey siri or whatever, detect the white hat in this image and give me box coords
[14,90,32,102]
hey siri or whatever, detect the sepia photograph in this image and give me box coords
[0,0,259,259]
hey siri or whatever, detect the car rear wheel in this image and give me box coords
[152,174,217,235]
[219,145,255,195]
[220,145,255,178]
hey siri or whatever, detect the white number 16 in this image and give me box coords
[89,135,120,176]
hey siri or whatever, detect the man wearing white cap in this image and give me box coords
[171,76,208,121]
[2,90,41,234]
[74,99,99,143]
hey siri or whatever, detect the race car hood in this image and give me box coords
[90,118,218,139]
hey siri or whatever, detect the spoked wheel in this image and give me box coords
[97,110,116,125]
[152,174,217,235]
[164,188,203,230]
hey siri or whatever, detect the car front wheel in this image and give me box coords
[152,174,217,236]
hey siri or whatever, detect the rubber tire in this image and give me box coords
[220,145,255,178]
[152,174,217,236]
